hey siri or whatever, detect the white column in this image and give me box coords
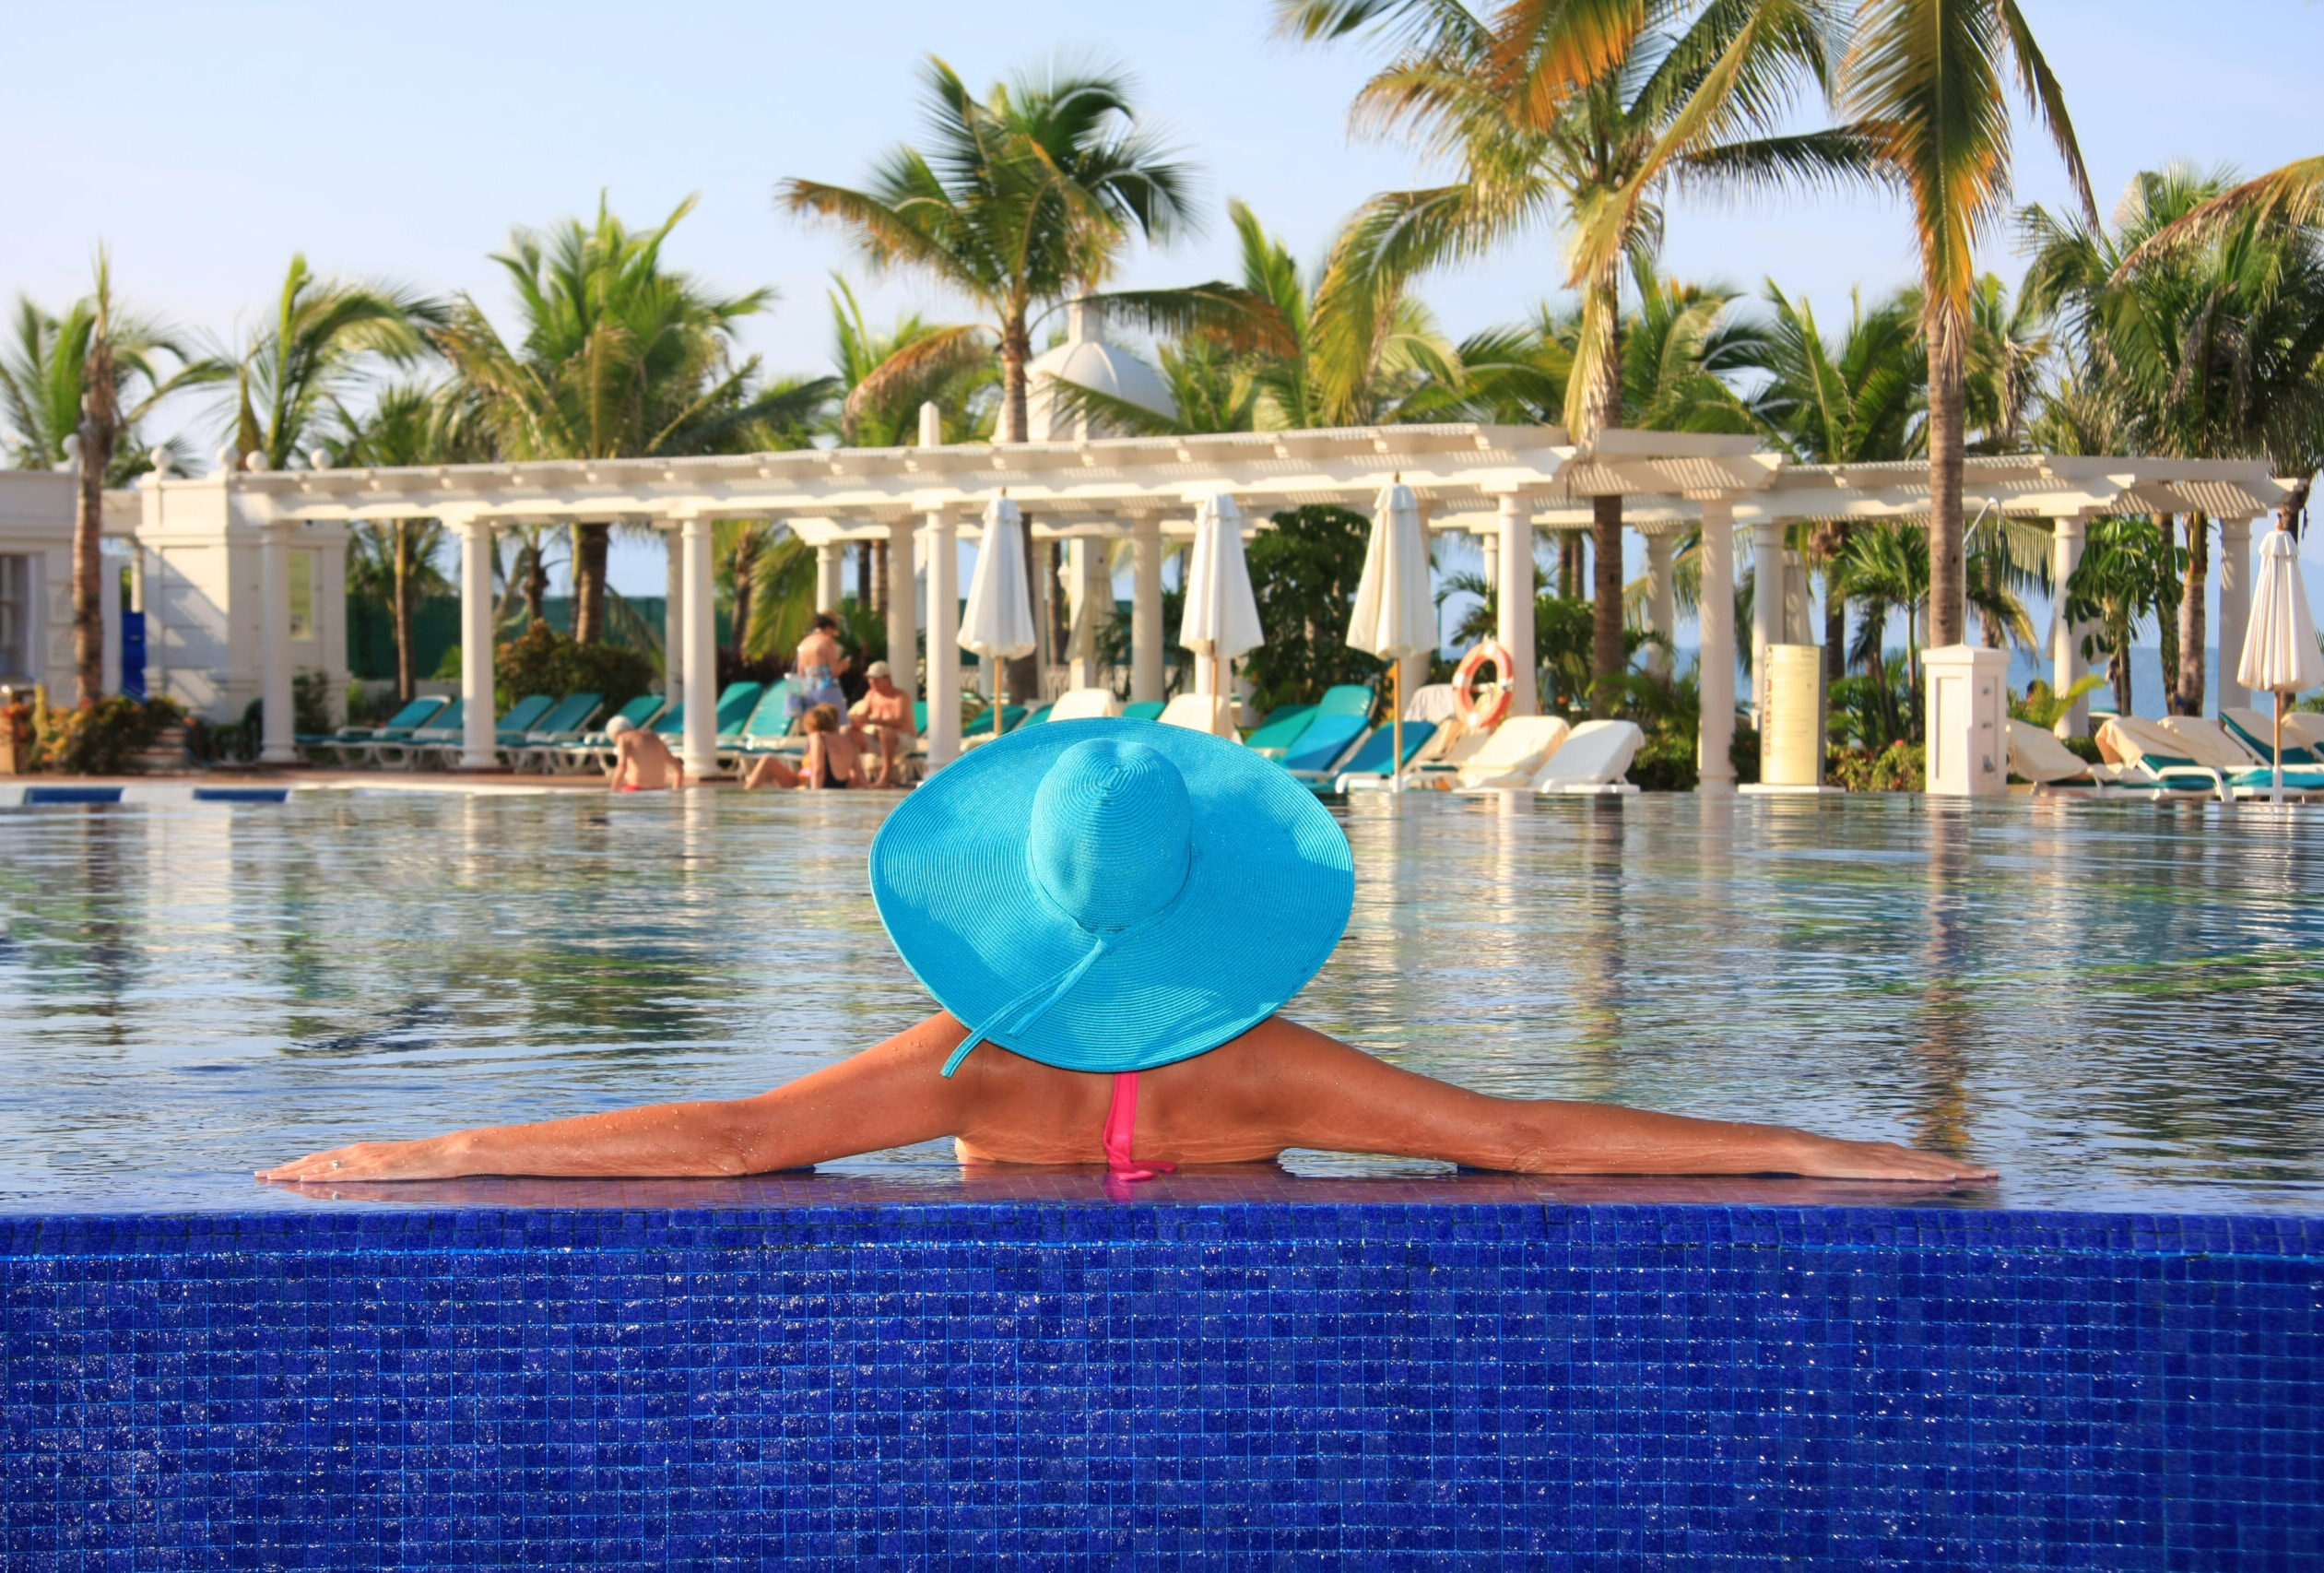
[886,515,918,707]
[1697,497,1738,792]
[1750,520,1787,690]
[815,540,844,616]
[258,521,297,763]
[458,515,495,769]
[1063,538,1099,690]
[2048,514,2089,738]
[1646,533,1676,680]
[681,515,717,779]
[1131,514,1164,704]
[1495,493,1537,716]
[926,506,960,766]
[2216,514,2254,716]
[662,526,686,711]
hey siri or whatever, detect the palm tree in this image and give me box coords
[209,254,442,471]
[825,278,992,445]
[784,55,1195,696]
[0,253,195,701]
[1283,0,1875,713]
[1835,0,2095,649]
[439,196,830,644]
[2023,164,2324,712]
[1737,282,1924,673]
[782,55,1197,444]
[1063,200,1463,433]
[324,383,478,702]
[2060,514,2182,717]
[0,290,191,481]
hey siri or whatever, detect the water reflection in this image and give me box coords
[0,790,2320,1213]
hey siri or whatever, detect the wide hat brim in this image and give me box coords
[870,718,1355,1073]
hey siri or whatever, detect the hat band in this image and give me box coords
[938,931,1119,1077]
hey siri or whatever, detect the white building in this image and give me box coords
[0,464,351,746]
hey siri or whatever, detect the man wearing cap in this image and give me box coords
[604,716,684,792]
[850,661,916,788]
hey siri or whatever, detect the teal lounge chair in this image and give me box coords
[1021,704,1054,728]
[1315,683,1377,720]
[501,692,603,772]
[419,694,555,769]
[960,704,1027,746]
[1318,720,1439,792]
[1279,713,1370,778]
[555,694,665,774]
[370,699,466,769]
[1120,701,1166,722]
[489,694,558,747]
[2222,706,2324,769]
[719,682,805,772]
[305,695,446,765]
[1245,704,1318,759]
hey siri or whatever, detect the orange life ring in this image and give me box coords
[1453,640,1514,730]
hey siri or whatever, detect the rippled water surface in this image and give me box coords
[3,787,2321,1213]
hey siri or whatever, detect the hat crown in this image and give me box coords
[1028,739,1192,934]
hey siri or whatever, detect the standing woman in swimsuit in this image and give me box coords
[742,704,868,792]
[264,725,1992,1187]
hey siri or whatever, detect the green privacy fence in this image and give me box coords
[348,596,713,680]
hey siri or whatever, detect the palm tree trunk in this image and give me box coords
[1926,304,1966,649]
[1823,576,1846,681]
[1590,496,1622,716]
[572,523,609,644]
[73,416,113,704]
[392,522,416,704]
[1587,265,1626,718]
[730,537,758,662]
[998,313,1032,446]
[999,307,1039,702]
[2280,479,2310,541]
[2174,512,2208,716]
[523,538,548,625]
[2109,616,2134,717]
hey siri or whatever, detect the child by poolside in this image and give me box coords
[605,716,685,792]
[267,724,1992,1188]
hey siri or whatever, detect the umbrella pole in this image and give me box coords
[1391,663,1403,796]
[2276,692,2287,804]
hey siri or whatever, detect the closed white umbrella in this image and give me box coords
[1180,491,1263,711]
[961,496,1037,737]
[2236,526,2324,801]
[1347,481,1436,791]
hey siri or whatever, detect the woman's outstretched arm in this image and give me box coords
[257,1014,973,1183]
[1221,1018,1993,1181]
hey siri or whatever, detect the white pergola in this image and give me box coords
[197,424,2288,783]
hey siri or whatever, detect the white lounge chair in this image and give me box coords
[1531,719,1643,794]
[2005,719,2105,791]
[1401,682,1461,724]
[2222,705,2324,769]
[1047,687,1123,722]
[2096,716,2236,799]
[1157,692,1238,738]
[1454,716,1571,791]
[2158,714,2324,798]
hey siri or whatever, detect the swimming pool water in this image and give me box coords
[2,788,2320,1214]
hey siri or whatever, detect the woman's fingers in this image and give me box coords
[1811,1139,1994,1182]
[255,1140,442,1184]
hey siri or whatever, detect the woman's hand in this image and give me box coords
[257,1135,469,1184]
[1778,1131,1995,1183]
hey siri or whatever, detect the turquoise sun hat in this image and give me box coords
[870,718,1356,1076]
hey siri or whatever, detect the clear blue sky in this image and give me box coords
[5,0,2316,611]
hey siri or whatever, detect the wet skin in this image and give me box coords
[259,1013,1996,1186]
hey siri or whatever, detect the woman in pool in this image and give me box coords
[263,724,1989,1187]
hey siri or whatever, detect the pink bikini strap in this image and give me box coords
[1102,1070,1174,1184]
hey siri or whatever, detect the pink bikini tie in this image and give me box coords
[1102,1070,1174,1184]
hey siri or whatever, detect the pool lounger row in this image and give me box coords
[2020,713,2324,801]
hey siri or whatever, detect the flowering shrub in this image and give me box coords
[1828,740,1925,792]
[33,694,183,775]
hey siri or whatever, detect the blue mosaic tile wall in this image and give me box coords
[4,1199,2319,1571]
